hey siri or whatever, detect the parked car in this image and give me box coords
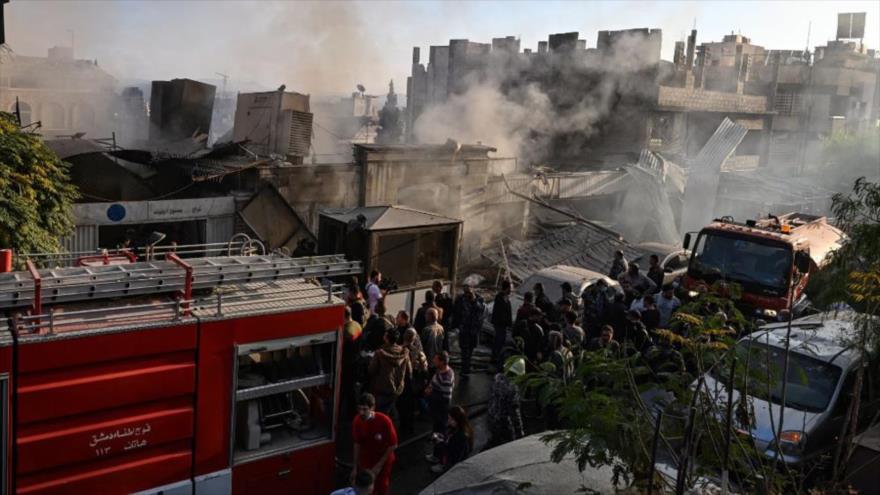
[701,311,880,467]
[484,265,621,332]
[631,242,690,287]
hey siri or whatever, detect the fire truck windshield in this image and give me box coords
[689,231,792,296]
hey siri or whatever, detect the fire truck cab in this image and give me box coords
[0,249,360,495]
[682,213,844,317]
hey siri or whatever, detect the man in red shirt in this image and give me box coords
[351,393,397,495]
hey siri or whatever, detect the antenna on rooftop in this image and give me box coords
[805,20,812,53]
[67,29,75,57]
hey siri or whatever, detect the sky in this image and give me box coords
[4,0,880,98]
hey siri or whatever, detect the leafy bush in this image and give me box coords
[0,112,78,254]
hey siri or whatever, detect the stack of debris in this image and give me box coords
[482,223,642,282]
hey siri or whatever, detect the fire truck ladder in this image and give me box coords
[0,254,361,314]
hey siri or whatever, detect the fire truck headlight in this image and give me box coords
[755,308,777,318]
[776,430,807,455]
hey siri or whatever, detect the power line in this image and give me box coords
[79,181,199,203]
[312,120,348,141]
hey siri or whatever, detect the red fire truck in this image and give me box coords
[682,213,844,317]
[0,246,360,494]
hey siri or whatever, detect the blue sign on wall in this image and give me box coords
[106,204,126,222]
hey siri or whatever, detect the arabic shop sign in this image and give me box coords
[89,422,153,457]
[73,197,235,225]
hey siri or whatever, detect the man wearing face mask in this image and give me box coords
[351,393,398,495]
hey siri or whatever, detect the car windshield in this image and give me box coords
[689,232,791,295]
[716,341,842,413]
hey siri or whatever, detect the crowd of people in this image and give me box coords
[340,271,497,495]
[495,251,685,372]
[337,252,689,494]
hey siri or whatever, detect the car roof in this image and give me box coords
[526,265,609,285]
[634,243,684,258]
[743,311,867,369]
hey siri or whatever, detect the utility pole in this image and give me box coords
[805,21,811,55]
[0,0,10,45]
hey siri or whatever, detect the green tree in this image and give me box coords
[810,177,880,307]
[811,178,880,487]
[0,112,78,254]
[516,284,826,493]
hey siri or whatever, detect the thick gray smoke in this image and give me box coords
[4,2,402,96]
[413,32,666,165]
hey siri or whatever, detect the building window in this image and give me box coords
[418,230,455,282]
[830,96,849,118]
[377,232,419,288]
[73,103,95,129]
[774,92,801,116]
[735,130,761,156]
[44,102,66,130]
[375,227,457,289]
[232,331,337,464]
[8,101,32,126]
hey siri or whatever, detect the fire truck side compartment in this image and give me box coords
[15,324,198,495]
[0,253,356,495]
[195,298,343,495]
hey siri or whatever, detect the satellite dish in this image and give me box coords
[357,84,366,93]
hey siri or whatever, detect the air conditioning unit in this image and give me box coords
[233,90,313,161]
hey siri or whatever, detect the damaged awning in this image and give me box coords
[239,185,315,251]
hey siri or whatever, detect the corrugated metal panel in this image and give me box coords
[483,224,643,281]
[638,149,662,171]
[484,171,629,205]
[681,118,748,233]
[63,224,99,253]
[556,171,629,198]
[205,215,234,244]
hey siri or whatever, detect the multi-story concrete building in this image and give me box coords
[0,46,116,138]
[687,29,879,171]
[405,16,879,172]
[406,29,670,167]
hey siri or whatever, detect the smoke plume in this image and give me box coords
[412,32,668,166]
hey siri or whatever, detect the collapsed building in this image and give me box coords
[18,13,877,296]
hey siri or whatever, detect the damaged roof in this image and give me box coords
[321,205,462,231]
[354,143,497,153]
[44,139,108,159]
[483,223,644,282]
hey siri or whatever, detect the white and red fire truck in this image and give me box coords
[0,243,360,494]
[682,212,845,316]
